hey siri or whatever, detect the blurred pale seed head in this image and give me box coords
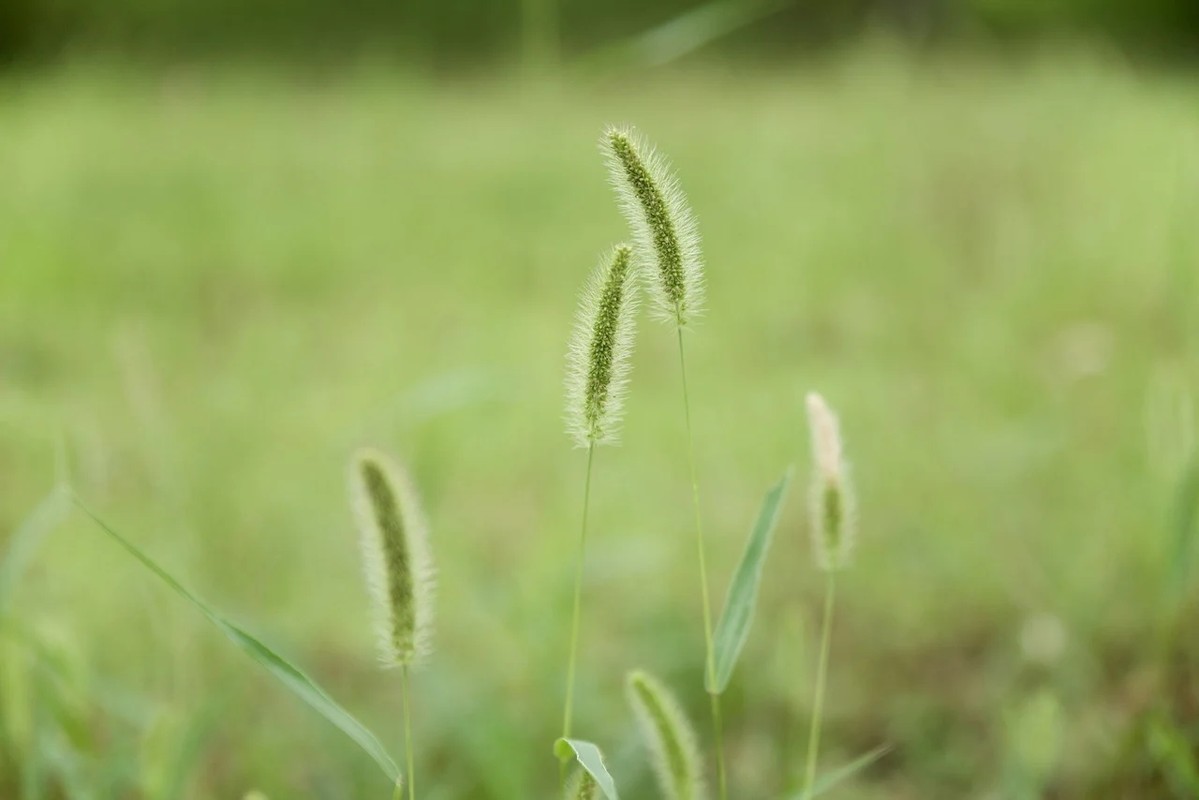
[1019,613,1067,666]
[564,768,599,800]
[626,669,706,800]
[805,392,856,572]
[348,448,436,668]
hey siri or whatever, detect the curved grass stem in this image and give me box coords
[561,443,596,784]
[676,324,727,800]
[802,570,837,796]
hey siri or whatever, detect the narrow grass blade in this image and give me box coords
[581,0,789,70]
[787,744,890,800]
[555,738,620,800]
[707,467,793,693]
[1169,456,1199,598]
[0,485,72,612]
[72,497,401,786]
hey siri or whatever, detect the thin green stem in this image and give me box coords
[675,324,727,800]
[803,570,837,796]
[401,665,415,800]
[560,443,595,784]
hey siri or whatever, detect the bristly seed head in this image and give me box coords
[566,244,640,448]
[626,669,706,800]
[348,448,435,668]
[603,126,704,328]
[564,769,599,800]
[805,393,856,572]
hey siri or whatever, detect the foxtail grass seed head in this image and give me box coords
[566,244,640,448]
[626,670,706,800]
[349,448,435,668]
[805,393,856,572]
[603,126,704,327]
[564,769,599,800]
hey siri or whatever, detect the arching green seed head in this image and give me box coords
[603,126,704,327]
[564,768,599,800]
[626,670,706,800]
[566,244,640,448]
[348,448,435,668]
[805,393,857,572]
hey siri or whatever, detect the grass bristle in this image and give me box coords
[603,125,705,327]
[626,669,706,800]
[566,243,640,447]
[349,448,436,668]
[564,768,599,800]
[805,392,856,572]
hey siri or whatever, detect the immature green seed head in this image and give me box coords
[603,126,704,327]
[348,448,435,668]
[566,244,640,448]
[626,670,706,800]
[564,768,599,800]
[805,393,856,572]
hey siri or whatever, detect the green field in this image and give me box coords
[2,48,1199,798]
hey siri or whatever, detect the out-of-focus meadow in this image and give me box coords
[2,2,1199,797]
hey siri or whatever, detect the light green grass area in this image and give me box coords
[2,48,1198,798]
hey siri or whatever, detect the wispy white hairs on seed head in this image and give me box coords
[349,448,436,668]
[564,768,599,800]
[805,393,857,572]
[566,244,640,448]
[626,669,706,800]
[603,125,705,328]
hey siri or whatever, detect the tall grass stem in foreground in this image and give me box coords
[604,125,724,799]
[801,393,856,796]
[676,325,725,799]
[401,666,414,800]
[562,244,639,772]
[349,449,436,800]
[561,444,594,744]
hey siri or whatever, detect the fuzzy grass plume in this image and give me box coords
[805,392,856,572]
[603,126,704,326]
[566,243,639,447]
[605,123,725,798]
[801,392,856,797]
[560,244,640,775]
[627,670,706,800]
[349,448,435,668]
[564,769,599,800]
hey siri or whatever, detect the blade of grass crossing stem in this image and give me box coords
[72,496,402,787]
[788,745,890,800]
[707,467,793,693]
[554,739,620,800]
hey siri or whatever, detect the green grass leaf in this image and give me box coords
[787,744,890,799]
[1169,455,1199,599]
[72,497,402,787]
[0,485,72,612]
[707,467,793,693]
[581,0,790,70]
[554,738,620,800]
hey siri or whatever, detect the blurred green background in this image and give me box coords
[2,1,1199,798]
